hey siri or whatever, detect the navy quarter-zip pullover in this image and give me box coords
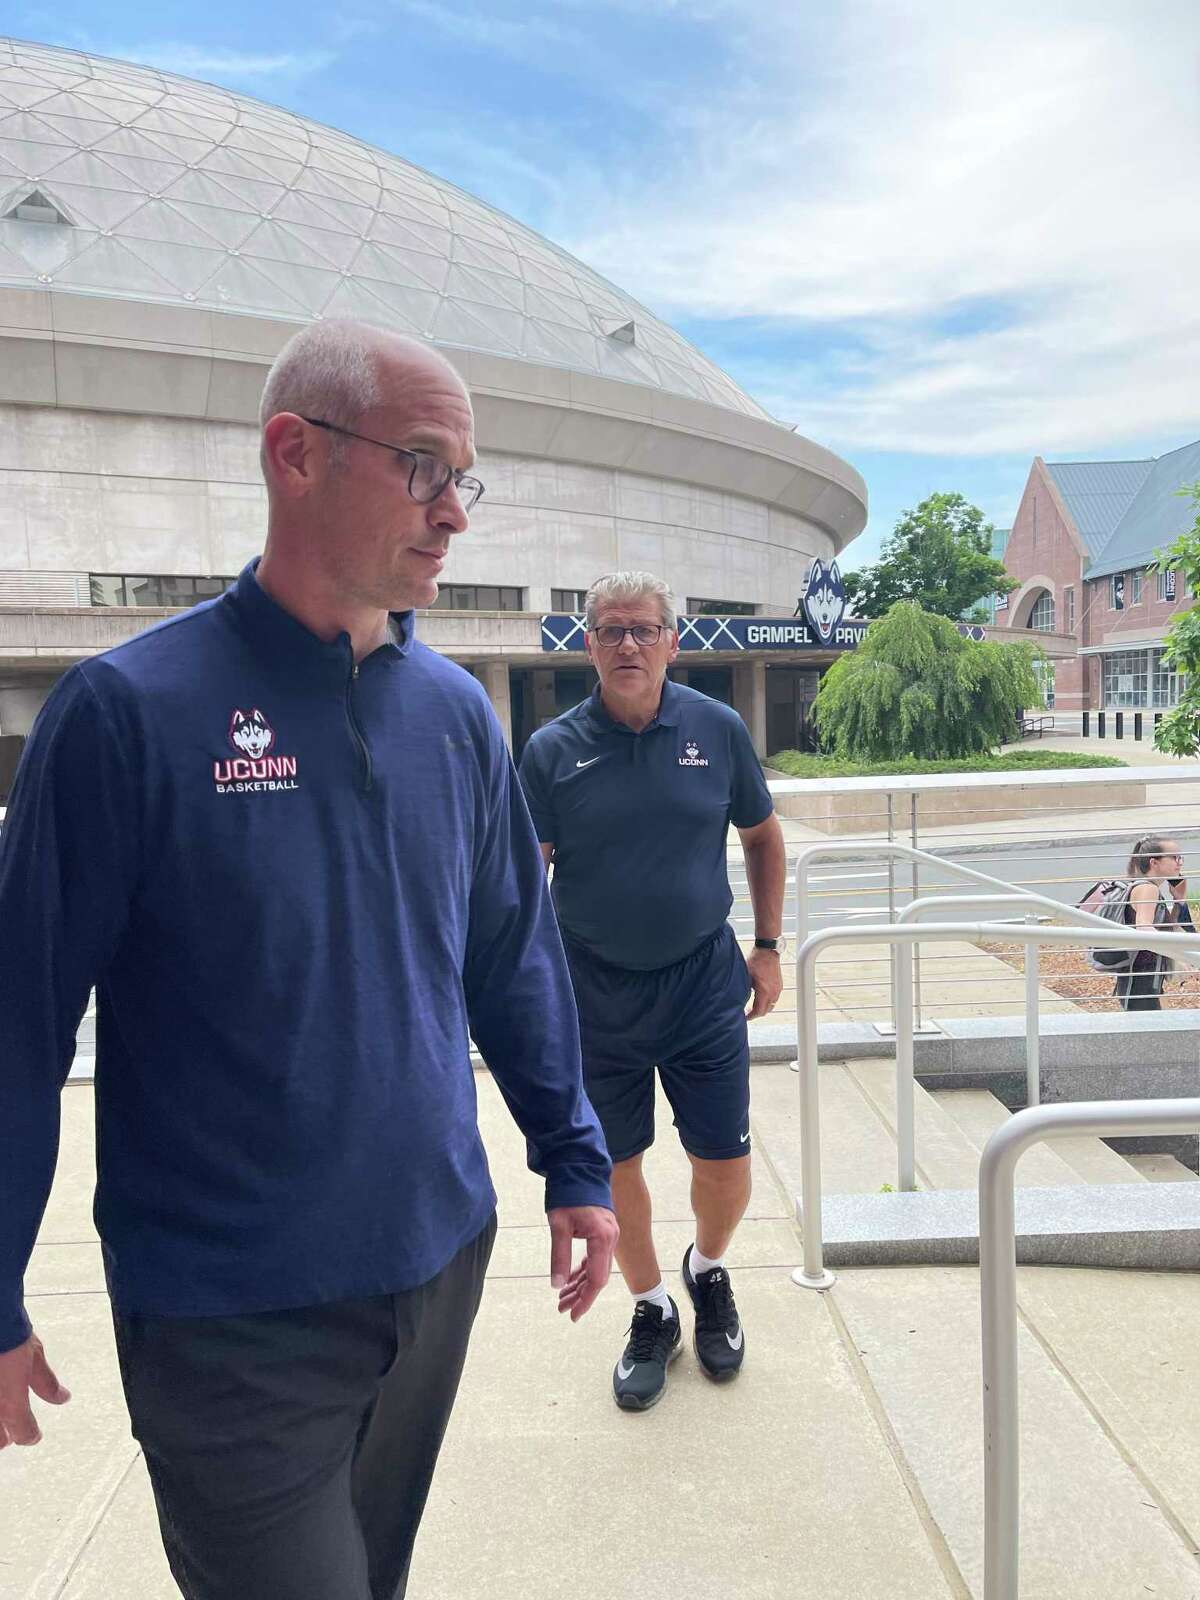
[0,563,611,1353]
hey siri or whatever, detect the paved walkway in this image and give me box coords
[9,1071,1200,1598]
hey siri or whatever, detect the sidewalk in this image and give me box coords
[10,1070,1200,1599]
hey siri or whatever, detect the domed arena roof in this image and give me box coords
[0,37,770,420]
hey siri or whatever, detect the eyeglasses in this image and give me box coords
[590,623,667,648]
[302,418,485,512]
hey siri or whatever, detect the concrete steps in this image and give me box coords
[788,1061,1200,1269]
[929,1087,1146,1186]
[1125,1151,1200,1182]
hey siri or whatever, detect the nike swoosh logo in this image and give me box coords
[617,1359,635,1379]
[739,1132,750,1144]
[725,1325,744,1351]
[575,757,602,769]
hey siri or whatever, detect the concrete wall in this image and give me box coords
[0,403,833,615]
[771,777,1148,835]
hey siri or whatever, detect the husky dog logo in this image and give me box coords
[679,738,710,768]
[229,708,274,760]
[800,558,846,643]
[213,708,298,793]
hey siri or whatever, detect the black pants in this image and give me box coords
[1115,953,1164,1012]
[112,1215,496,1600]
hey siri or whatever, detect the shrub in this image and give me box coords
[766,750,1127,779]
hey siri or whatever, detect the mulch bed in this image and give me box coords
[980,941,1200,1012]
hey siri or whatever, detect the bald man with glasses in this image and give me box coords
[0,321,616,1599]
[519,571,787,1411]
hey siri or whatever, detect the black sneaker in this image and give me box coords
[612,1298,682,1411]
[681,1250,744,1381]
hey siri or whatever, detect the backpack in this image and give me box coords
[1081,876,1177,972]
[1077,879,1138,971]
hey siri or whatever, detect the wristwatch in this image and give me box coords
[754,936,788,956]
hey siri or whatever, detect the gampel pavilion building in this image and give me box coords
[0,34,872,789]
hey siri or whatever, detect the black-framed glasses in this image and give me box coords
[590,623,667,648]
[302,418,485,511]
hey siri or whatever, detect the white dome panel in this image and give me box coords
[0,35,771,421]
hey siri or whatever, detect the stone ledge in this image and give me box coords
[810,1182,1200,1268]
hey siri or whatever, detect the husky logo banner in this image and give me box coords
[799,558,847,643]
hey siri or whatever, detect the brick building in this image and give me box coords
[999,440,1200,712]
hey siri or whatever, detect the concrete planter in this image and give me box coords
[768,777,1147,834]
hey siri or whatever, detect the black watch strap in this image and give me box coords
[754,937,780,951]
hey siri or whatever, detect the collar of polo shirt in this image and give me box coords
[586,677,683,732]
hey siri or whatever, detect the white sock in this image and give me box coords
[689,1243,724,1278]
[634,1280,675,1319]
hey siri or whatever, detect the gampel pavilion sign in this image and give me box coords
[541,560,987,654]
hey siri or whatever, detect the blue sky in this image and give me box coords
[12,0,1200,567]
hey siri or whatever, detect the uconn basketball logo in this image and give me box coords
[679,738,710,768]
[213,708,300,793]
[799,558,847,644]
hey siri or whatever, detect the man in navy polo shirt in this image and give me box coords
[0,321,617,1599]
[519,572,787,1410]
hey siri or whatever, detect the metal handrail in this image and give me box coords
[979,1098,1200,1600]
[791,921,1200,1292]
[794,839,1154,950]
[791,841,1198,1078]
[894,890,1163,1170]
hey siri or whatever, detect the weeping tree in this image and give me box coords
[813,602,1043,761]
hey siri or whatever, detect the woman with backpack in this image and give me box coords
[1117,836,1193,1011]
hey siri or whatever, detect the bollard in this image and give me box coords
[1082,711,1090,738]
[1115,712,1124,740]
[1134,711,1143,741]
[1098,711,1106,738]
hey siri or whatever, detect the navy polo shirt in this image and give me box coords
[519,680,773,971]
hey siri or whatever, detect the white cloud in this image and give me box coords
[66,41,336,83]
[554,0,1200,455]
[389,0,581,60]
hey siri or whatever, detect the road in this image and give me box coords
[728,829,1200,936]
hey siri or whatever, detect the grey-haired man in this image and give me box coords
[520,571,786,1410]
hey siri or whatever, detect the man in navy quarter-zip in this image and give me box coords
[520,573,787,1413]
[0,320,617,1600]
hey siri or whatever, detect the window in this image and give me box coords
[428,584,524,611]
[1109,573,1126,611]
[1028,591,1055,631]
[1033,659,1056,709]
[1158,568,1179,602]
[1064,586,1076,634]
[1151,648,1188,709]
[89,574,236,607]
[1102,650,1149,707]
[551,588,589,612]
[686,597,757,616]
[1132,569,1144,604]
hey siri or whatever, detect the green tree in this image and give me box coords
[843,492,1015,619]
[1152,484,1200,757]
[813,601,1042,761]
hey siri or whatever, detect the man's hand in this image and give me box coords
[745,947,783,1020]
[548,1205,619,1323]
[0,1332,70,1448]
